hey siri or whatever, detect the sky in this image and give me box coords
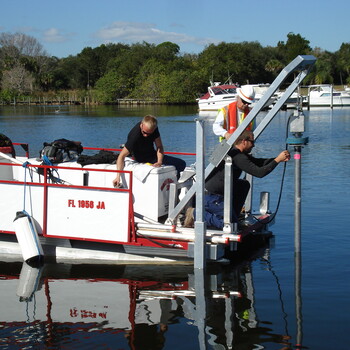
[1,0,350,58]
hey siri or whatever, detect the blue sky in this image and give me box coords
[2,0,349,58]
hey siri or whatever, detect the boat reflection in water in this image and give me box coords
[0,247,294,349]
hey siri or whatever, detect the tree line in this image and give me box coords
[1,31,350,105]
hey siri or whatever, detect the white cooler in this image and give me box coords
[10,158,178,222]
[122,163,177,221]
[81,161,177,221]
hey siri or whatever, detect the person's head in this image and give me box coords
[237,85,255,111]
[140,115,157,137]
[234,130,255,153]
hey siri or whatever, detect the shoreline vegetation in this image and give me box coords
[0,91,168,106]
[1,32,350,106]
[2,86,346,107]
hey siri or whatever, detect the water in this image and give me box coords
[1,104,350,349]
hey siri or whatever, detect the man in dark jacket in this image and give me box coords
[184,130,290,228]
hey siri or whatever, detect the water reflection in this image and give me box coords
[0,246,298,349]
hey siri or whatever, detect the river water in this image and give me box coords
[0,104,349,349]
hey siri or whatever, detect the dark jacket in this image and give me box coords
[206,147,277,195]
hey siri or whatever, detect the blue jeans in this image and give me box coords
[195,192,245,229]
[203,194,225,229]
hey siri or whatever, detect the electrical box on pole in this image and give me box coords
[286,109,308,255]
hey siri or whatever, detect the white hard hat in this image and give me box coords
[237,85,255,104]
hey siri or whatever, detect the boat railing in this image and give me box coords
[0,144,196,246]
[0,159,137,244]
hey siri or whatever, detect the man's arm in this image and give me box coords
[234,153,278,178]
[153,136,164,167]
[233,150,290,178]
[113,147,130,187]
[213,109,230,139]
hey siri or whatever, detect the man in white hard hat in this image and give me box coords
[213,85,255,141]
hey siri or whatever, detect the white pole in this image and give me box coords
[0,151,24,165]
[330,85,334,109]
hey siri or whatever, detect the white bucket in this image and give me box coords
[13,211,44,264]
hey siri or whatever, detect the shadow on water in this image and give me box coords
[0,244,298,350]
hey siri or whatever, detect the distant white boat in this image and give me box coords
[197,82,238,111]
[308,85,350,106]
[275,91,306,109]
[197,82,276,111]
[248,84,278,109]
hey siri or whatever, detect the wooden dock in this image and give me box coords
[116,98,162,105]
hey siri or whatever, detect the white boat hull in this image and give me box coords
[0,149,272,265]
[197,96,237,111]
[309,95,350,106]
[0,234,191,264]
[308,85,350,106]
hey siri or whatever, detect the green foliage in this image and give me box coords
[197,41,274,86]
[155,42,180,61]
[277,32,311,64]
[159,70,203,103]
[131,58,166,100]
[0,88,16,102]
[1,31,350,104]
[335,43,350,84]
[304,48,335,85]
[95,70,132,103]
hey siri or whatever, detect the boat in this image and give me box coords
[275,90,307,109]
[0,143,272,266]
[0,55,317,266]
[248,83,278,109]
[307,84,350,106]
[197,83,276,111]
[197,82,238,111]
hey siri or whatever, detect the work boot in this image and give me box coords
[184,207,195,228]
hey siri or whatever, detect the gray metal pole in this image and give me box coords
[194,118,207,269]
[287,97,307,350]
[295,250,303,349]
[194,268,208,349]
[294,146,301,254]
[294,144,303,349]
[330,85,334,109]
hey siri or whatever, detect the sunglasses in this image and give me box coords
[240,98,251,105]
[141,124,153,136]
[245,139,255,145]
